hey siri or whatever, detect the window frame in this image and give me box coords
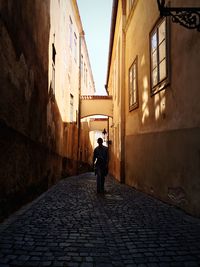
[69,16,73,50]
[86,68,88,88]
[51,43,56,97]
[84,63,86,83]
[81,54,83,76]
[129,56,139,111]
[150,17,170,95]
[74,32,77,62]
[70,93,74,122]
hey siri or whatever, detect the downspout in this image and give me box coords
[77,31,84,173]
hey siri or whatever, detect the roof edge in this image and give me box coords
[105,0,118,93]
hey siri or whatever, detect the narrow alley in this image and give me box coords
[0,173,200,267]
[1,0,200,266]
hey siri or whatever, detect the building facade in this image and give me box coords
[48,0,95,174]
[106,0,126,182]
[106,0,200,216]
[0,0,95,220]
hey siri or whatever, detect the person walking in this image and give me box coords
[93,137,108,193]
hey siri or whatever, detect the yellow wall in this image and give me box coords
[48,0,95,173]
[107,0,123,181]
[107,0,200,216]
[81,38,96,96]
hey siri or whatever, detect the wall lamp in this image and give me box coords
[102,128,107,142]
[157,0,200,31]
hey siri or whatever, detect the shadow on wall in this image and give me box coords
[0,0,84,222]
[0,0,52,222]
[78,121,94,174]
[0,120,62,222]
[0,0,93,222]
[126,38,200,216]
[140,60,167,128]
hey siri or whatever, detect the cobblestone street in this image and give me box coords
[0,173,200,267]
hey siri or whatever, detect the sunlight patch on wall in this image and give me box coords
[154,94,160,120]
[140,54,145,67]
[142,76,149,124]
[154,90,166,120]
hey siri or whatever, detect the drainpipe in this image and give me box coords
[77,31,84,174]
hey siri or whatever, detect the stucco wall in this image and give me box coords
[81,37,95,96]
[124,0,200,216]
[0,0,76,221]
[125,0,200,135]
[125,128,200,216]
[107,1,123,182]
[0,0,95,221]
[0,121,62,220]
[0,0,49,139]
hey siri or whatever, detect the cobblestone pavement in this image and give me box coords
[0,173,200,267]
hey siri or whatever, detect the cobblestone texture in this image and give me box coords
[0,173,200,267]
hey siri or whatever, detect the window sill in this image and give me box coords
[151,79,170,96]
[129,102,139,112]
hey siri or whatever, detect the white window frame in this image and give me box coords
[150,17,170,95]
[129,56,138,111]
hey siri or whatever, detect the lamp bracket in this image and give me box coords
[157,0,200,31]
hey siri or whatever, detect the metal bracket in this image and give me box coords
[157,0,200,31]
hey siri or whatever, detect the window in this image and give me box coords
[51,43,56,95]
[150,17,169,94]
[69,17,73,50]
[81,55,83,76]
[70,94,74,122]
[52,43,56,64]
[84,63,86,83]
[129,56,138,111]
[86,69,88,88]
[74,32,77,62]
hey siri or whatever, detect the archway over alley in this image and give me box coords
[80,95,113,119]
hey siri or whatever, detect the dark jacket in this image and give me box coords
[93,145,108,175]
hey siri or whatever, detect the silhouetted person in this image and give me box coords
[93,138,108,193]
